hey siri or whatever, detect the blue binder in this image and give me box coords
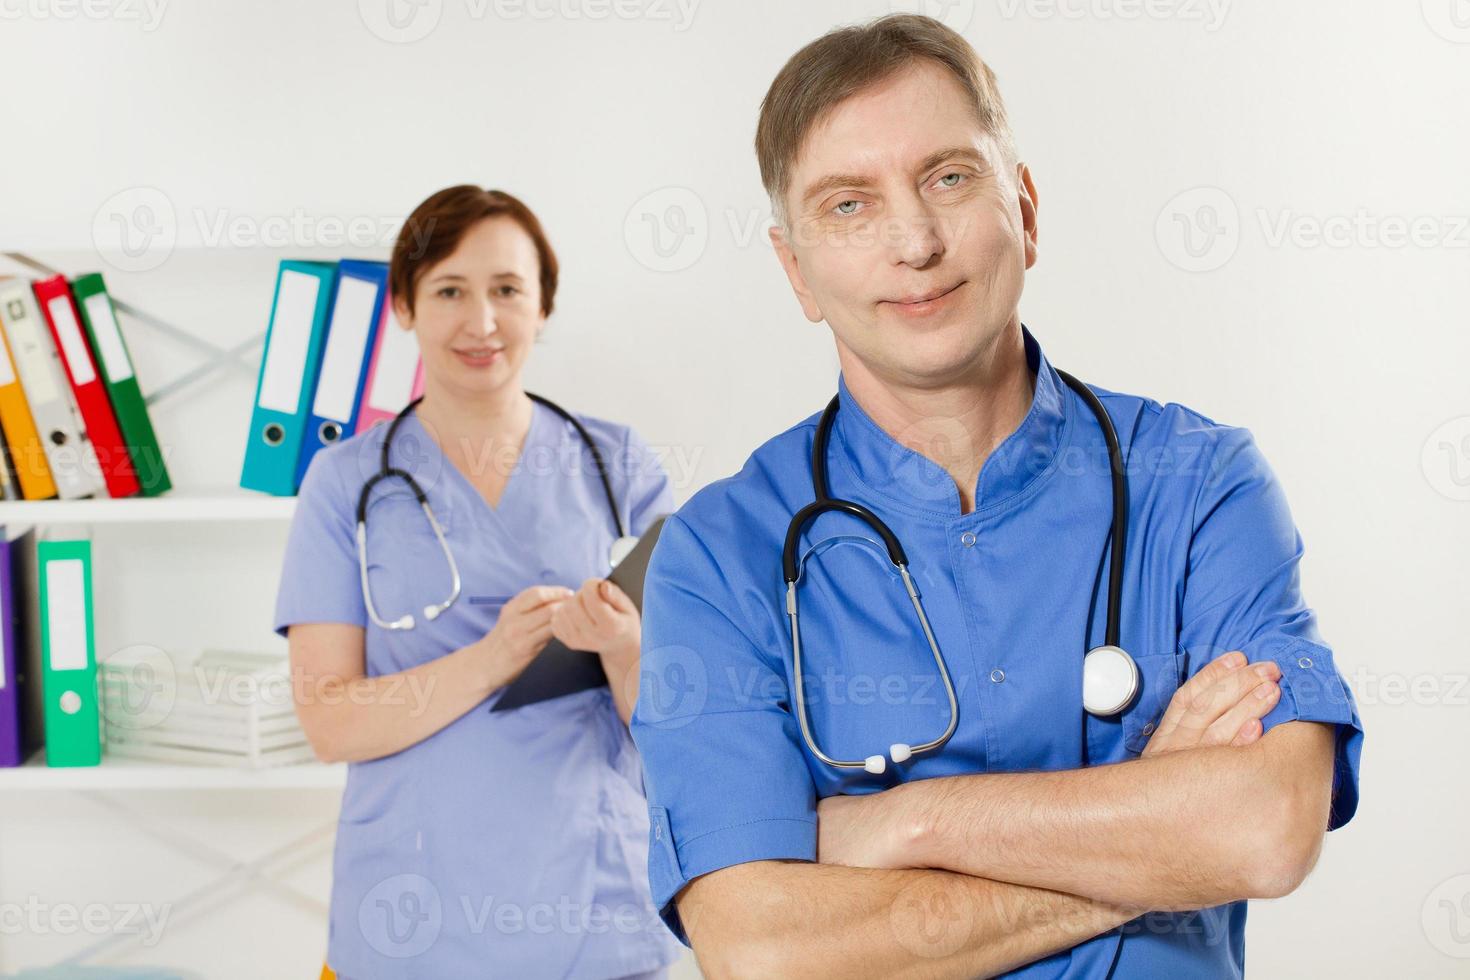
[293,260,387,487]
[240,261,337,496]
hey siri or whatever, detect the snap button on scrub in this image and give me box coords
[1298,656,1313,669]
[990,668,1006,683]
[960,530,977,547]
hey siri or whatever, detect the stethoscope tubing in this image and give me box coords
[355,392,624,630]
[783,366,1129,772]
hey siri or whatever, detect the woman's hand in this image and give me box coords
[552,579,643,725]
[479,585,574,683]
[550,579,640,661]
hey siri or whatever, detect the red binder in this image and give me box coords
[31,276,139,498]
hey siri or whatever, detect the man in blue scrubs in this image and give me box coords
[630,13,1363,978]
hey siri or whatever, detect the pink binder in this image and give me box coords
[354,289,424,433]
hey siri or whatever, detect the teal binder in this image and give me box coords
[37,538,100,767]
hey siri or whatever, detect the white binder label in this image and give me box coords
[82,293,135,383]
[312,275,379,421]
[0,337,15,387]
[3,290,60,405]
[258,270,321,416]
[365,307,420,411]
[46,558,88,672]
[45,296,97,387]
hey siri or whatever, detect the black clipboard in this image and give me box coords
[489,516,667,712]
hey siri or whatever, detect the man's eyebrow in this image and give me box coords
[916,145,987,174]
[799,145,988,210]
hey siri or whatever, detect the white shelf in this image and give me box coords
[0,752,345,790]
[0,490,296,525]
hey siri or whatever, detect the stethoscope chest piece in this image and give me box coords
[1082,644,1140,717]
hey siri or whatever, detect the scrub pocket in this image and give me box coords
[1120,650,1185,756]
[331,813,437,966]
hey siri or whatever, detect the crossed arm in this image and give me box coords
[680,653,1340,979]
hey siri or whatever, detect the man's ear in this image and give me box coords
[1017,161,1039,271]
[768,223,824,324]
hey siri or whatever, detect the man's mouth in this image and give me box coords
[881,280,966,314]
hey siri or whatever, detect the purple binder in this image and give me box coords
[0,534,19,766]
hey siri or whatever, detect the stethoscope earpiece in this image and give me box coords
[861,742,915,775]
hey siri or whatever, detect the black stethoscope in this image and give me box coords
[355,393,637,631]
[781,369,1136,774]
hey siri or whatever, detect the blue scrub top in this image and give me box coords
[275,399,684,979]
[632,326,1364,977]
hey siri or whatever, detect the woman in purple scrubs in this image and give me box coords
[275,185,682,979]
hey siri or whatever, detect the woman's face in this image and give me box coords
[397,215,545,400]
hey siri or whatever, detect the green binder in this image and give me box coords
[37,538,100,767]
[70,273,172,496]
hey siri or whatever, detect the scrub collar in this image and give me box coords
[831,324,1072,518]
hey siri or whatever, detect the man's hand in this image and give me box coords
[818,650,1286,870]
[1142,650,1282,758]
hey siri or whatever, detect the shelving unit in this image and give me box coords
[0,751,344,791]
[0,489,305,783]
[0,255,338,973]
[0,491,295,526]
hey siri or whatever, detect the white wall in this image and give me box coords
[1,0,1466,976]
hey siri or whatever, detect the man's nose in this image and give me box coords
[889,203,947,269]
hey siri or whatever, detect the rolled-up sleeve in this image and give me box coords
[631,513,816,944]
[273,452,367,637]
[1179,426,1364,829]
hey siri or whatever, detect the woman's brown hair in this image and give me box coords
[389,185,560,318]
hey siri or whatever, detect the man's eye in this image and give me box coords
[834,200,862,216]
[937,172,965,188]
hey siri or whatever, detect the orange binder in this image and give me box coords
[0,312,55,500]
